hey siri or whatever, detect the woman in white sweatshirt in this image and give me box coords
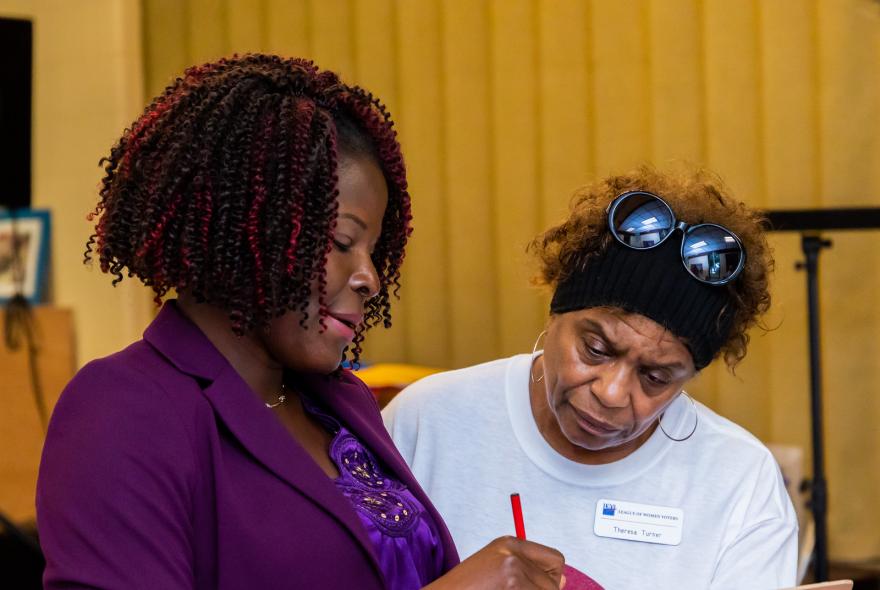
[384,166,797,590]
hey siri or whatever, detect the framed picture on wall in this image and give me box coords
[0,209,51,304]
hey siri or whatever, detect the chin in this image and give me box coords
[308,355,345,375]
[586,439,625,452]
[280,347,345,375]
[570,436,616,452]
[562,424,625,452]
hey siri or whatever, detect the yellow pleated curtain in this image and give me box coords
[142,0,880,561]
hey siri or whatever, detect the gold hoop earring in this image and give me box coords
[658,392,699,442]
[530,330,547,384]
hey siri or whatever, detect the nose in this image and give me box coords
[590,362,632,409]
[351,252,381,300]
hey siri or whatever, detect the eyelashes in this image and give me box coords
[581,337,673,389]
[582,337,609,360]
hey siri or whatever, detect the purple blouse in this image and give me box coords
[305,398,445,590]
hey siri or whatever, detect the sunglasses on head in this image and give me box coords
[606,190,746,285]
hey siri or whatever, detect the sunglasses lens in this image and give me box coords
[682,225,743,284]
[611,192,675,249]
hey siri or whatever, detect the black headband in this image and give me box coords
[549,237,736,370]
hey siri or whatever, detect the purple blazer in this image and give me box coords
[37,302,460,589]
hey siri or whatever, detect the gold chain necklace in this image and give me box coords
[265,383,288,409]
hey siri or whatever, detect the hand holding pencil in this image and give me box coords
[510,493,605,590]
[424,494,566,590]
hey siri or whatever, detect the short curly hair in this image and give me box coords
[85,54,412,363]
[529,165,773,370]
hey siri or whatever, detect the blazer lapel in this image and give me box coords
[143,303,386,582]
[205,367,386,569]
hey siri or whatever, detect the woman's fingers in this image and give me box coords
[518,557,567,590]
[496,536,566,589]
[426,536,567,590]
[514,537,566,583]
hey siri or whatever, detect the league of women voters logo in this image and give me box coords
[602,503,616,516]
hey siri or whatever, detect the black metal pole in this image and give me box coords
[798,234,831,582]
[766,210,880,582]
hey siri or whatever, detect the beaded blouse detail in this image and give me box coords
[332,430,421,536]
[300,394,444,590]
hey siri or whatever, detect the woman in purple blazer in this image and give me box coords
[36,55,565,590]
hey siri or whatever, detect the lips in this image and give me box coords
[325,311,364,341]
[569,404,620,435]
[328,312,362,331]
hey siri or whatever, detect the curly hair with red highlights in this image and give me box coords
[86,54,412,363]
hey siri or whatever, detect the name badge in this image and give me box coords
[594,498,683,546]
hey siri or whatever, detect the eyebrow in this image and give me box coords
[339,212,367,230]
[580,318,687,372]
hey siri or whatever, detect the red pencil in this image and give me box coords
[510,493,526,540]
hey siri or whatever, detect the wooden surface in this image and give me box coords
[0,306,75,524]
